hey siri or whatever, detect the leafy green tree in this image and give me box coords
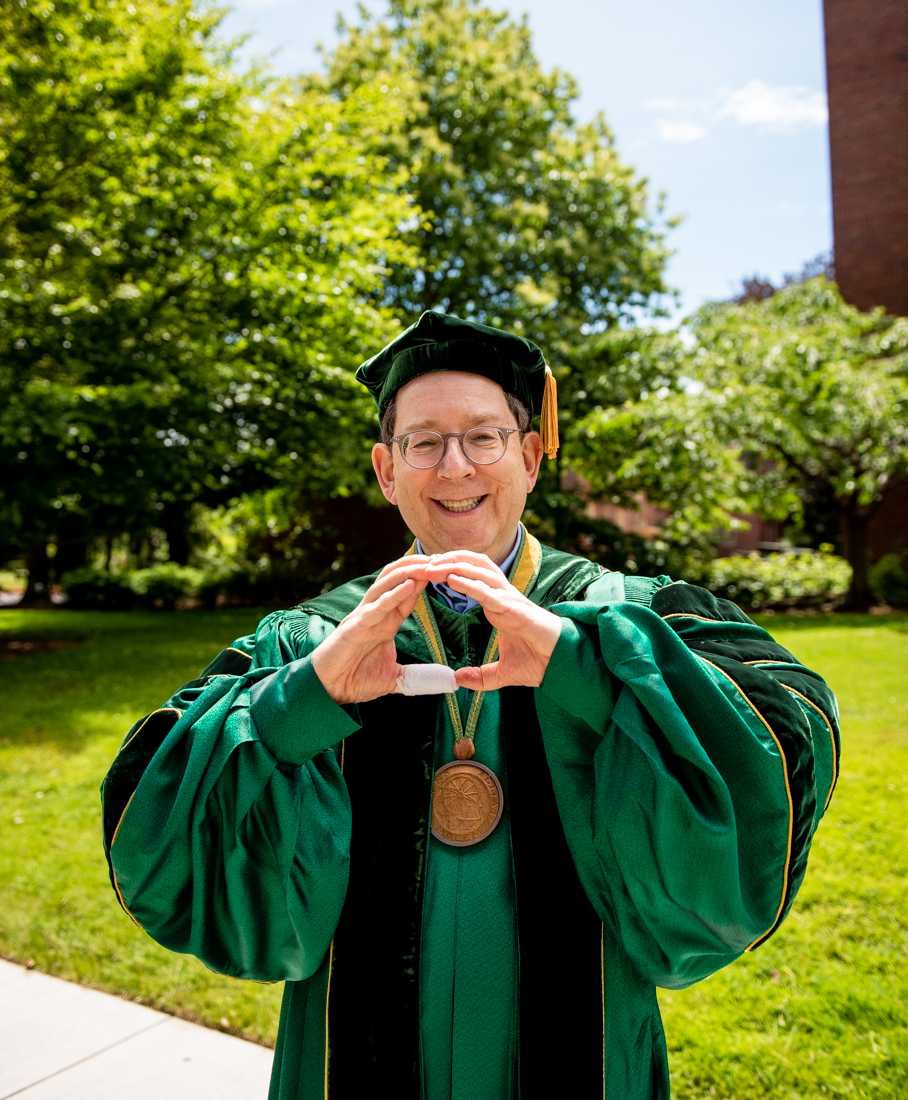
[327,0,674,325]
[568,326,755,566]
[689,279,908,608]
[573,279,908,607]
[0,0,418,601]
[324,0,676,518]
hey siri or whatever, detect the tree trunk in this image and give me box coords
[842,507,873,610]
[129,531,145,569]
[162,502,192,565]
[54,533,90,579]
[18,542,54,608]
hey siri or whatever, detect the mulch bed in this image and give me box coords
[0,638,84,660]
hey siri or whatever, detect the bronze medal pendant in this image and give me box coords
[431,760,504,846]
[406,527,543,848]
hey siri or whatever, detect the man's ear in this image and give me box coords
[522,430,544,490]
[371,442,397,504]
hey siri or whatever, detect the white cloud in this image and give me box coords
[644,80,827,143]
[655,119,708,144]
[717,80,828,131]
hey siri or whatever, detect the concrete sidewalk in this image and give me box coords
[0,959,273,1099]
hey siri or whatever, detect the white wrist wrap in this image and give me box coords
[394,663,458,696]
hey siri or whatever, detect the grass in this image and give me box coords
[1,608,906,1097]
[658,612,907,1099]
[0,609,283,1041]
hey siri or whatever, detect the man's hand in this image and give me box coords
[422,550,563,691]
[311,556,431,704]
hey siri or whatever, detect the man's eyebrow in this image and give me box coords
[399,412,507,432]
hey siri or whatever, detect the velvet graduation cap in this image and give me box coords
[355,309,560,458]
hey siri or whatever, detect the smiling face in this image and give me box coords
[371,371,544,563]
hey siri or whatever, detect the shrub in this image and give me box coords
[696,549,852,611]
[197,566,235,610]
[61,567,136,610]
[196,565,272,609]
[131,563,202,609]
[869,551,908,608]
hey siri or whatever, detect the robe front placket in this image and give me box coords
[418,600,520,1100]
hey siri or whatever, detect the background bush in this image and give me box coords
[694,548,852,610]
[868,551,908,608]
[131,564,202,610]
[60,567,136,610]
[196,564,288,609]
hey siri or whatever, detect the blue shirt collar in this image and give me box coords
[414,524,523,613]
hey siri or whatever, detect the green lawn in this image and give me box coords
[1,608,905,1097]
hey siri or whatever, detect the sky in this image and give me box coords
[215,0,832,321]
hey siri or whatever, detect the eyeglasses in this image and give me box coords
[389,426,522,469]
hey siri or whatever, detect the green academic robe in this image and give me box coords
[101,534,839,1099]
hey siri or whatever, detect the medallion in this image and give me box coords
[431,760,504,846]
[406,530,542,848]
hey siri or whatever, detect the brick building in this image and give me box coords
[824,0,908,316]
[824,0,908,560]
[583,2,907,561]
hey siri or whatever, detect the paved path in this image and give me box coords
[0,959,273,1099]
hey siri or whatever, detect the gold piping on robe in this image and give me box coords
[779,683,840,810]
[600,922,607,1100]
[116,706,183,756]
[696,656,794,952]
[742,661,840,811]
[662,611,726,624]
[109,709,185,928]
[225,647,254,661]
[323,738,346,1099]
[110,793,141,927]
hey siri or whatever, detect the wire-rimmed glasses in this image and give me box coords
[390,426,522,469]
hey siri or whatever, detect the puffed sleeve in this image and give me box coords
[100,609,360,982]
[534,576,839,989]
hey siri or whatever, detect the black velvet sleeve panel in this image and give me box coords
[649,579,840,946]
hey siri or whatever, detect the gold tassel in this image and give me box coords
[540,362,560,459]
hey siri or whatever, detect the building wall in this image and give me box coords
[823,0,908,315]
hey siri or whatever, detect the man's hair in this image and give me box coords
[380,392,531,445]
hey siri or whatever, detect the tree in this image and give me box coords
[733,251,835,304]
[691,279,908,607]
[574,278,908,607]
[323,0,676,533]
[567,327,755,567]
[0,0,418,601]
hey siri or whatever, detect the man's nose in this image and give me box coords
[437,435,475,476]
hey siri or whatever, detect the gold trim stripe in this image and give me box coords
[107,704,182,928]
[117,706,183,756]
[110,707,184,844]
[323,738,346,1098]
[225,646,254,661]
[697,655,794,952]
[661,611,724,623]
[779,683,839,811]
[110,792,141,927]
[323,939,335,1099]
[741,662,839,813]
[111,791,136,849]
[600,922,607,1099]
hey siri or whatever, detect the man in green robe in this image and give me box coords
[101,310,839,1099]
